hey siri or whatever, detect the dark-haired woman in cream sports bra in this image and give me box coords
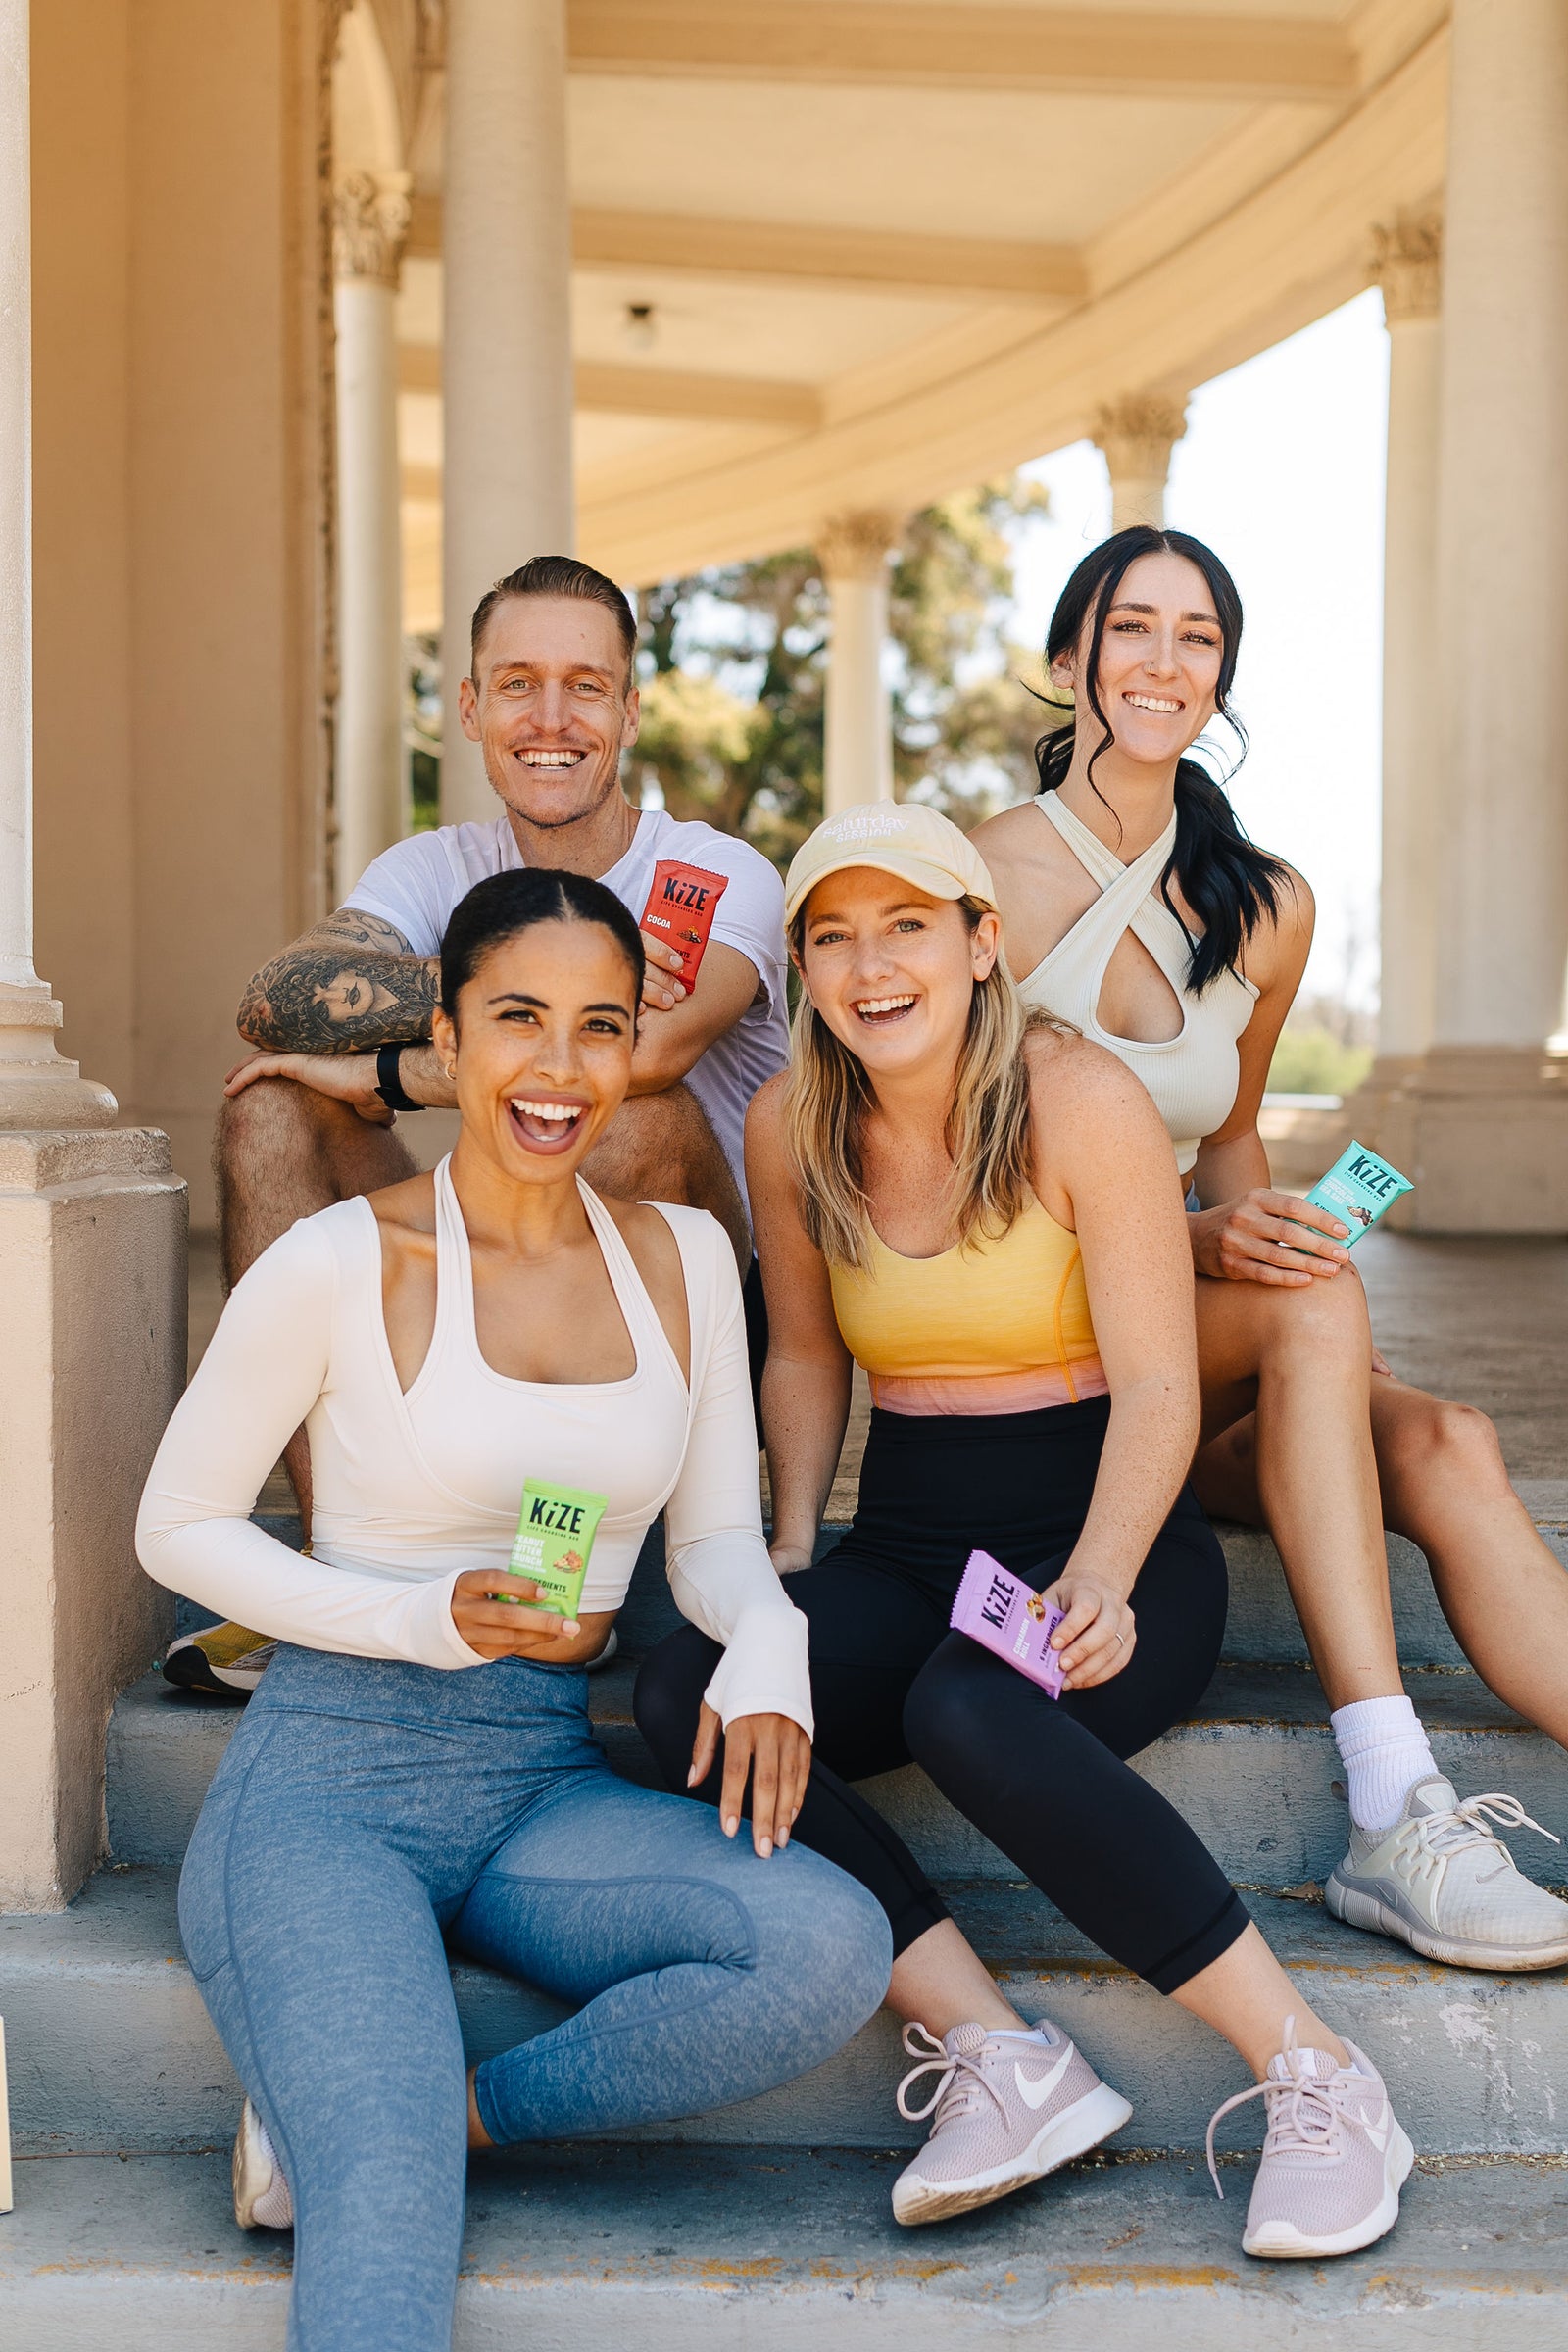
[973,525,1568,1980]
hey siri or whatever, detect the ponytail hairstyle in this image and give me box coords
[1034,526,1291,992]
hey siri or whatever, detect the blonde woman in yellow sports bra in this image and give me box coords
[635,800,1412,2262]
[971,526,1568,1979]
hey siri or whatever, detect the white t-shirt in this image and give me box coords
[345,809,789,1214]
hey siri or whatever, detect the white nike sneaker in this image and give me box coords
[890,2019,1132,2227]
[1325,1776,1568,1970]
[233,2099,294,2230]
[1206,2021,1413,2259]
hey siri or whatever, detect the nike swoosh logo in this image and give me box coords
[1014,2046,1074,2111]
[1362,2104,1392,2153]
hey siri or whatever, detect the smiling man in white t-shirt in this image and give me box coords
[210,557,786,1571]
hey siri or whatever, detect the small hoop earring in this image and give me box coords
[445,1063,456,1080]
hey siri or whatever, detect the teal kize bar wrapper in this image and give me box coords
[1296,1141,1413,1246]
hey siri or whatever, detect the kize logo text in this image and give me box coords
[1347,1153,1399,1198]
[979,1571,1013,1631]
[661,874,712,912]
[527,1496,588,1536]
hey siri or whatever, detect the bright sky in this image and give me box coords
[1008,289,1390,1010]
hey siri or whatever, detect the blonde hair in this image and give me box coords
[783,893,1065,1270]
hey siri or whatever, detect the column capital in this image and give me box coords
[816,509,904,584]
[1091,393,1189,483]
[333,169,412,289]
[1371,212,1443,323]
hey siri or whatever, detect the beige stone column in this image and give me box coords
[442,0,574,820]
[1369,216,1445,1077]
[1365,0,1568,1230]
[1092,395,1188,532]
[818,512,902,816]
[333,170,410,898]
[0,0,185,1911]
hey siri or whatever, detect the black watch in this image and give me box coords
[374,1043,424,1113]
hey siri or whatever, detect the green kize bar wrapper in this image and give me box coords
[1298,1140,1413,1247]
[506,1479,608,1617]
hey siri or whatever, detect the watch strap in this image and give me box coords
[374,1043,424,1112]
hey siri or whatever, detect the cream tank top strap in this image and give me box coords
[420,1154,681,1397]
[1016,790,1258,1178]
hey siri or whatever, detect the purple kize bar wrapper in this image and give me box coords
[949,1549,1066,1699]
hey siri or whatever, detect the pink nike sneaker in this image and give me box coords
[1206,2020,1414,2258]
[891,2019,1133,2226]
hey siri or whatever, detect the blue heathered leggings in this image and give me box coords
[178,1643,890,2352]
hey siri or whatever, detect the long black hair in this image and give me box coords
[1034,526,1291,993]
[439,867,646,1019]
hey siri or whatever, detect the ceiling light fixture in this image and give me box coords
[621,301,657,354]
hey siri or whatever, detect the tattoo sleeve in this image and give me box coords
[236,909,441,1052]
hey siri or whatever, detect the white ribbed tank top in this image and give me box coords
[1015,791,1258,1175]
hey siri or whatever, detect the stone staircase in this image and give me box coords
[5,1501,1568,2344]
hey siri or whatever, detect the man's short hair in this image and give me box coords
[469,557,637,681]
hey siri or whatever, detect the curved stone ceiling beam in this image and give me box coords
[578,28,1446,581]
[567,1,1358,103]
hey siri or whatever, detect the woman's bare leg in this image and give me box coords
[1171,1924,1348,2078]
[1192,1270,1404,1707]
[888,1920,1025,2034]
[891,1916,1356,2082]
[1370,1379,1568,1748]
[1197,1376,1568,1750]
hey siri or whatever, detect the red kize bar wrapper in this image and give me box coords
[949,1548,1066,1699]
[640,859,730,991]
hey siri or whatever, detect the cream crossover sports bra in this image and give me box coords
[1016,792,1258,1176]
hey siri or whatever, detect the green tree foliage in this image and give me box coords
[631,477,1052,867]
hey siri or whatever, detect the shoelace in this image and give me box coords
[1395,1792,1559,1886]
[895,2022,1008,2130]
[1203,2016,1380,2201]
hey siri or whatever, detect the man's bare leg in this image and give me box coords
[583,1084,750,1271]
[214,1078,417,1528]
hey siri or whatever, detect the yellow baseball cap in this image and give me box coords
[784,800,999,925]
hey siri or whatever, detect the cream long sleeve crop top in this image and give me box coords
[136,1159,811,1737]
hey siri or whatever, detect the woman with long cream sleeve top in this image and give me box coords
[136,867,888,2352]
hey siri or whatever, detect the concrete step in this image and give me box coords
[107,1658,1568,1894]
[7,1863,1568,2159]
[239,1499,1568,1675]
[5,2141,1567,2349]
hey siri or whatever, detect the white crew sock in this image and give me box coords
[1330,1694,1439,1837]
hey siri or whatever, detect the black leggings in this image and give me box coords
[634,1396,1250,1995]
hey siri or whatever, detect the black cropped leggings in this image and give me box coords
[634,1396,1250,1996]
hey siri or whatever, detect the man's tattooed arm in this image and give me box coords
[236,908,441,1053]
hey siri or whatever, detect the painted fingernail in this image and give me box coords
[687,1768,699,1786]
[725,1815,739,1837]
[759,1837,773,1858]
[777,1830,789,1848]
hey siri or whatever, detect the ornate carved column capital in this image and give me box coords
[333,169,412,288]
[815,509,905,584]
[1371,213,1444,323]
[1091,393,1189,484]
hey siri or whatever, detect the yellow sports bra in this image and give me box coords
[828,1192,1106,1417]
